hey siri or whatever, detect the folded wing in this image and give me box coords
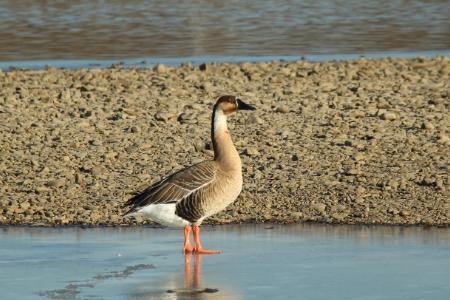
[124,161,217,215]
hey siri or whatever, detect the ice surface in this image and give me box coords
[1,224,449,300]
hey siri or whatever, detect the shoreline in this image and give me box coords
[18,223,450,231]
[1,56,449,226]
[1,49,450,71]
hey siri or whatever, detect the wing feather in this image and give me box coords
[124,161,217,214]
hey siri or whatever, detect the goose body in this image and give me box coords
[124,160,242,227]
[124,95,255,254]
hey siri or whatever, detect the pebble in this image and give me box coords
[247,115,263,124]
[154,64,167,73]
[46,179,65,188]
[244,147,260,156]
[349,110,365,118]
[380,112,398,120]
[275,105,289,113]
[154,111,173,122]
[421,121,434,130]
[194,141,205,152]
[312,203,326,213]
[1,58,448,227]
[178,113,197,124]
[437,134,450,144]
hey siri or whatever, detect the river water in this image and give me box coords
[1,224,449,300]
[0,0,449,62]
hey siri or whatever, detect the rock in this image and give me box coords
[247,115,263,124]
[354,196,365,204]
[154,64,167,73]
[46,179,65,188]
[399,210,410,217]
[345,168,361,176]
[154,111,173,122]
[275,105,289,113]
[199,63,207,71]
[178,113,196,124]
[331,212,348,221]
[380,112,398,120]
[194,141,205,152]
[421,122,434,130]
[244,147,259,156]
[35,186,51,193]
[320,82,335,92]
[291,212,304,219]
[349,110,365,118]
[90,139,102,146]
[437,134,450,144]
[312,202,326,213]
[20,201,31,210]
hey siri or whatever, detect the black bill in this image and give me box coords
[236,98,256,110]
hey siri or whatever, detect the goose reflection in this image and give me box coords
[128,254,242,300]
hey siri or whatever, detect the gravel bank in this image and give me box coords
[1,57,449,226]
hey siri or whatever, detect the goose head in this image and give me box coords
[214,95,256,117]
[212,95,255,135]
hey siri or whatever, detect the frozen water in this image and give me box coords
[1,224,449,300]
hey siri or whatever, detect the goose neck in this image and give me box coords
[211,109,241,167]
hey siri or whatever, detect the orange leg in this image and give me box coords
[192,225,222,254]
[183,225,194,254]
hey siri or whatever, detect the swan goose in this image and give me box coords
[124,95,256,254]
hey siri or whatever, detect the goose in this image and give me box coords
[124,95,256,254]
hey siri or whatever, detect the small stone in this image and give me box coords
[194,141,205,152]
[345,168,361,176]
[104,152,116,160]
[154,111,173,122]
[130,126,140,133]
[421,122,434,130]
[354,153,365,161]
[275,106,289,113]
[75,173,84,185]
[35,186,51,193]
[380,112,397,120]
[388,208,399,215]
[331,212,348,221]
[199,63,207,71]
[178,113,196,124]
[90,140,102,146]
[429,98,444,105]
[399,210,410,217]
[349,110,365,118]
[354,196,365,204]
[320,82,335,92]
[291,212,303,219]
[154,64,167,73]
[247,115,263,124]
[244,147,259,156]
[437,134,450,144]
[20,201,31,210]
[312,202,326,213]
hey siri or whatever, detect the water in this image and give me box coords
[1,224,450,300]
[0,0,449,62]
